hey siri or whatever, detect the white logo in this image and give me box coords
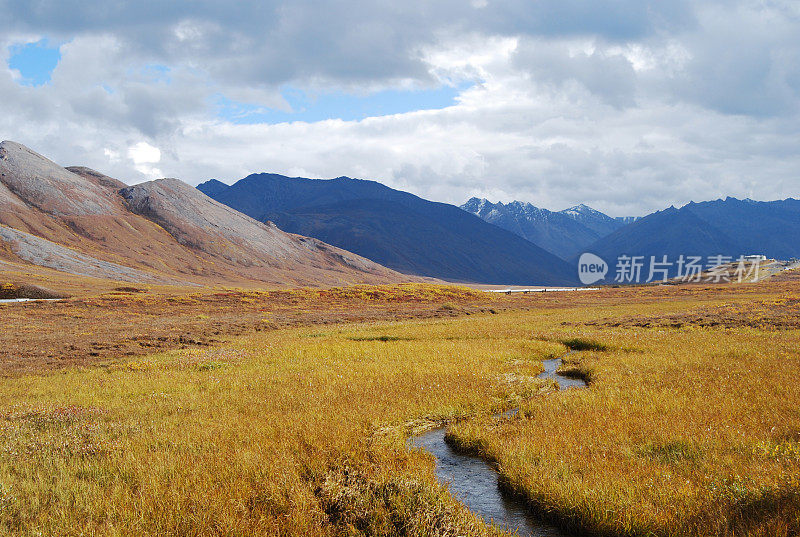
[578,253,608,285]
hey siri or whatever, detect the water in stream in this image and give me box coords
[410,355,585,536]
[0,298,60,304]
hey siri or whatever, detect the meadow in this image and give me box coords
[449,297,800,536]
[0,278,797,536]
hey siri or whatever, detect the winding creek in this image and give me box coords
[410,354,586,536]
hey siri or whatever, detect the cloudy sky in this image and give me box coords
[1,0,798,216]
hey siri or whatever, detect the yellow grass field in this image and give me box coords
[0,279,797,536]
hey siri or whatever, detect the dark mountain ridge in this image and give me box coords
[580,197,800,281]
[198,174,576,285]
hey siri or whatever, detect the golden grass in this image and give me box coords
[0,314,562,536]
[0,281,797,536]
[0,283,491,374]
[448,300,800,536]
[587,291,800,330]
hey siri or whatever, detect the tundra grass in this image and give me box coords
[448,306,800,536]
[0,282,797,536]
[0,314,563,536]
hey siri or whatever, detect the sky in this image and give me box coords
[1,1,798,217]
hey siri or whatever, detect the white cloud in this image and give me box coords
[127,141,162,178]
[0,0,798,216]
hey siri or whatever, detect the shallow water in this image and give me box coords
[0,298,34,304]
[538,355,586,390]
[410,354,585,536]
[0,298,60,304]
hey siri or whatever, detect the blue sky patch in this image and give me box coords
[7,39,61,86]
[142,64,171,84]
[215,83,472,124]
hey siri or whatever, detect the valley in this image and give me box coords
[0,140,798,536]
[4,2,799,535]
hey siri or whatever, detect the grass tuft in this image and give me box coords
[637,439,703,464]
[559,337,609,351]
[347,335,414,342]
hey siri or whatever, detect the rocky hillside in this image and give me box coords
[0,141,405,287]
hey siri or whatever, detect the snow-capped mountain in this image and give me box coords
[461,198,632,260]
[559,203,636,237]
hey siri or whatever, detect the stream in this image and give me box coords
[410,354,586,536]
[0,298,61,304]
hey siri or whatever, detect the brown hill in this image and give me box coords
[0,141,407,287]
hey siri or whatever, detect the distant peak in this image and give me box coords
[198,178,227,186]
[241,172,291,182]
[461,197,494,212]
[154,177,184,185]
[721,196,754,205]
[560,203,611,220]
[562,203,590,213]
[196,178,231,198]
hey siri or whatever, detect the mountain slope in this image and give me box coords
[0,141,405,286]
[681,198,800,259]
[0,225,171,284]
[582,198,800,280]
[460,198,628,260]
[199,175,576,285]
[121,178,386,276]
[586,207,740,260]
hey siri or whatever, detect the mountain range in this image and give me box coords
[198,174,576,285]
[464,195,800,280]
[585,198,800,279]
[0,141,405,287]
[2,139,798,289]
[460,198,634,260]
